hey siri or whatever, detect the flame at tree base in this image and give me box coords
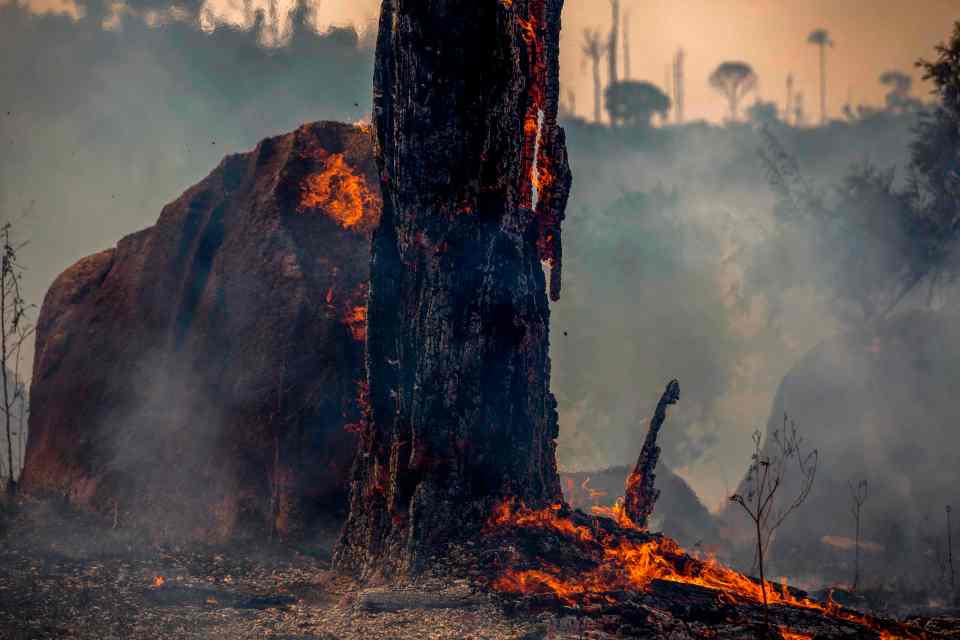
[484,500,920,640]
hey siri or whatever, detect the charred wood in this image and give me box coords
[334,0,571,580]
[623,379,680,529]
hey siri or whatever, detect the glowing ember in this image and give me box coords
[298,154,382,232]
[345,380,371,435]
[531,160,553,192]
[152,575,165,588]
[345,305,367,342]
[779,628,812,640]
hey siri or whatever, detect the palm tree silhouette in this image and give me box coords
[807,29,835,125]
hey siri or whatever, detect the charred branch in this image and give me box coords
[623,379,680,529]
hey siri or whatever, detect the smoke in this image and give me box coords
[550,114,920,513]
[0,0,374,377]
[547,102,960,595]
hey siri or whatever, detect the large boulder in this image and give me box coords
[22,122,379,541]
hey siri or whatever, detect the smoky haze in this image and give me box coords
[0,0,374,376]
[3,0,960,594]
[550,115,918,504]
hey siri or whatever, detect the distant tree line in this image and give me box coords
[574,17,928,130]
[751,21,960,325]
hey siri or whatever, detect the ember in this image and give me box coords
[298,153,382,232]
[152,575,165,588]
[779,628,813,640]
[345,305,367,342]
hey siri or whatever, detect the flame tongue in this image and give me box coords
[152,575,165,588]
[298,153,382,233]
[485,500,919,639]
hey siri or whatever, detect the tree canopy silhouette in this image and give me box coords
[807,29,834,124]
[709,61,757,122]
[880,70,921,112]
[911,20,960,244]
[746,100,779,126]
[604,80,671,128]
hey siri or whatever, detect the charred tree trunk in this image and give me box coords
[623,380,680,529]
[334,0,572,580]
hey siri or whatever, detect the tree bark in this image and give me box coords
[334,0,571,580]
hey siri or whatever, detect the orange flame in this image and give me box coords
[779,628,812,640]
[345,305,367,342]
[516,16,536,44]
[298,154,381,232]
[152,575,165,588]
[487,501,919,639]
[531,151,555,193]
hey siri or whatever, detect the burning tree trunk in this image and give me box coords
[622,380,679,528]
[334,0,572,580]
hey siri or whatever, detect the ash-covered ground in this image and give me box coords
[0,498,554,640]
[2,497,959,640]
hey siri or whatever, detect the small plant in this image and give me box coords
[849,479,869,591]
[1,222,34,496]
[730,415,818,627]
[948,505,956,602]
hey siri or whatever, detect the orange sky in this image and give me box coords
[560,0,958,122]
[199,0,958,122]
[16,0,957,121]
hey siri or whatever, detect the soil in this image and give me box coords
[0,499,551,640]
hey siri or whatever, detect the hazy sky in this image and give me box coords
[561,0,958,122]
[191,0,957,121]
[14,0,957,120]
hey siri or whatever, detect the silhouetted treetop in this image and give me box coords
[806,29,834,47]
[604,81,671,128]
[880,70,921,112]
[709,61,757,121]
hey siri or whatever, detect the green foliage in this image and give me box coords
[755,77,958,324]
[909,21,960,252]
[748,25,960,322]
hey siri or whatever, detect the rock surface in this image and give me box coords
[21,121,380,541]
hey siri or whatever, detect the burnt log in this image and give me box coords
[334,0,572,579]
[623,380,680,529]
